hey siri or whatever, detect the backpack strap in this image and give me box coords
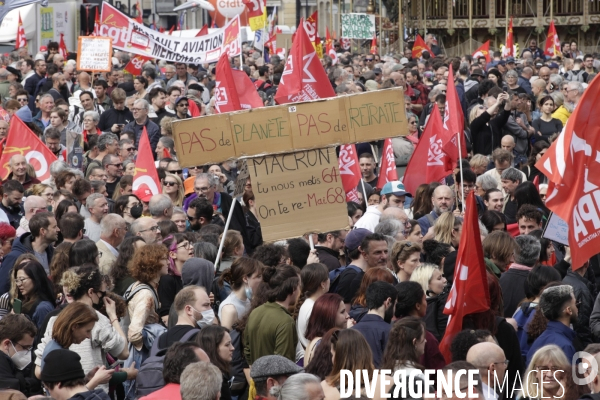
[179,328,200,342]
[124,283,160,312]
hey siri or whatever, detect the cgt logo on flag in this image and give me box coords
[428,135,445,166]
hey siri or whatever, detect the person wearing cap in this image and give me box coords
[521,39,545,60]
[373,68,383,84]
[174,96,191,120]
[354,181,411,232]
[40,349,110,400]
[506,57,517,71]
[134,187,153,215]
[464,68,486,104]
[6,66,21,84]
[250,355,304,400]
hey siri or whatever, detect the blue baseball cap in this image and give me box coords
[381,180,412,197]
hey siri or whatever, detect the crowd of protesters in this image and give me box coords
[0,33,596,400]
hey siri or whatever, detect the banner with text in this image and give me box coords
[99,2,241,64]
[341,13,375,39]
[249,148,348,241]
[173,88,407,167]
[77,37,113,72]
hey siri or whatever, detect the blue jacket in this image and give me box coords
[513,302,537,360]
[518,76,533,95]
[417,211,439,237]
[526,320,577,366]
[0,233,54,294]
[123,118,161,160]
[351,314,391,368]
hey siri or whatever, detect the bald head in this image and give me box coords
[538,66,551,81]
[501,135,515,152]
[432,185,455,214]
[466,342,507,385]
[23,196,47,219]
[382,206,408,223]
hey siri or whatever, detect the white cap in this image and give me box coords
[34,53,45,61]
[400,57,409,65]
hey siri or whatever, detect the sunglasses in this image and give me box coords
[178,103,189,107]
[164,181,178,187]
[168,169,183,174]
[108,163,123,168]
[17,98,28,102]
[124,147,135,152]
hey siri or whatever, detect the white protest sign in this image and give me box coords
[77,37,113,72]
[341,13,375,39]
[542,212,569,246]
[99,2,241,64]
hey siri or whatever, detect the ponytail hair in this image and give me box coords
[293,263,329,320]
[262,264,300,303]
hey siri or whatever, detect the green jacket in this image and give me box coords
[243,302,297,365]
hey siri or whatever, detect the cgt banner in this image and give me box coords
[172,88,408,167]
[99,2,241,64]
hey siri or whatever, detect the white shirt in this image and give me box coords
[481,382,499,400]
[353,205,382,232]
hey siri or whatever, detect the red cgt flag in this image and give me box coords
[535,74,600,270]
[188,100,201,117]
[376,139,398,189]
[472,40,491,64]
[275,19,335,105]
[132,127,162,196]
[370,33,377,55]
[124,55,152,76]
[338,144,361,203]
[196,24,209,37]
[0,116,57,181]
[59,33,68,58]
[439,191,491,363]
[92,8,100,36]
[304,11,318,44]
[403,104,450,194]
[15,13,27,50]
[215,53,263,113]
[544,21,561,57]
[412,34,433,59]
[441,64,467,170]
[503,17,514,57]
[325,27,338,65]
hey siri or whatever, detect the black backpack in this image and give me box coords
[135,328,200,397]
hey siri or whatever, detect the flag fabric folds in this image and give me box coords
[472,40,491,64]
[412,34,433,59]
[338,144,361,203]
[132,127,162,195]
[544,21,561,57]
[376,139,398,189]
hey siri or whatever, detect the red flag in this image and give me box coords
[188,100,201,117]
[338,144,361,203]
[439,192,491,363]
[544,21,561,57]
[15,13,27,50]
[123,55,152,76]
[162,147,171,159]
[168,26,175,35]
[376,139,398,189]
[196,24,209,37]
[58,34,68,58]
[535,74,600,270]
[159,26,165,33]
[340,38,350,50]
[242,0,265,18]
[472,40,490,64]
[441,64,467,169]
[0,116,57,181]
[412,34,433,59]
[135,1,143,24]
[304,11,318,43]
[215,53,263,113]
[325,27,338,65]
[403,104,450,194]
[275,19,335,105]
[132,127,162,196]
[370,33,377,55]
[533,175,540,191]
[503,17,514,57]
[92,8,100,36]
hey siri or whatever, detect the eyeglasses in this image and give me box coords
[178,103,189,107]
[130,108,142,112]
[168,169,183,174]
[492,360,510,366]
[17,98,28,103]
[365,58,373,62]
[195,186,211,192]
[409,121,417,124]
[164,181,178,187]
[124,147,135,152]
[177,242,192,250]
[190,166,203,170]
[15,277,30,285]
[536,366,562,372]
[139,225,161,233]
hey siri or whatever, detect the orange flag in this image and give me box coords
[0,116,57,181]
[370,33,377,55]
[132,127,162,196]
[412,34,433,59]
[325,27,338,65]
[472,40,491,64]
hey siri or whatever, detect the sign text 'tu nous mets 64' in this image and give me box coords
[172,88,408,167]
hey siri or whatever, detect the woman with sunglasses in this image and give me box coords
[159,233,194,325]
[162,173,184,207]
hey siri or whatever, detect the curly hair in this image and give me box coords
[450,329,493,361]
[128,244,168,284]
[49,242,72,295]
[60,264,104,300]
[55,170,76,190]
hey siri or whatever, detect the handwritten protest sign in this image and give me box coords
[543,212,569,246]
[341,13,375,39]
[249,148,348,241]
[99,2,241,64]
[77,37,112,72]
[172,88,407,167]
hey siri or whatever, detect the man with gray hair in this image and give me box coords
[375,217,406,242]
[0,69,10,100]
[250,355,304,400]
[270,373,324,400]
[97,214,127,275]
[149,194,174,222]
[566,81,584,108]
[102,154,122,198]
[16,196,47,237]
[131,217,161,244]
[499,235,541,317]
[180,361,222,400]
[500,167,523,224]
[87,133,119,176]
[527,285,578,365]
[123,98,161,158]
[84,193,109,242]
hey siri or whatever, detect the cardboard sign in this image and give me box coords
[233,160,249,198]
[99,2,241,64]
[77,37,112,72]
[173,88,407,167]
[173,113,236,169]
[249,148,348,241]
[230,106,293,157]
[543,212,569,246]
[276,33,293,51]
[341,13,376,39]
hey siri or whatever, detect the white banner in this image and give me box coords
[99,2,241,64]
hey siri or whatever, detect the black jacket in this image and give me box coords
[97,107,133,133]
[314,246,341,272]
[470,109,511,156]
[564,269,595,346]
[220,192,261,255]
[499,267,531,318]
[425,290,449,342]
[0,351,42,397]
[0,233,54,294]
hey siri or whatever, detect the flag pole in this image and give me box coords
[457,131,465,212]
[215,200,237,271]
[360,179,368,204]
